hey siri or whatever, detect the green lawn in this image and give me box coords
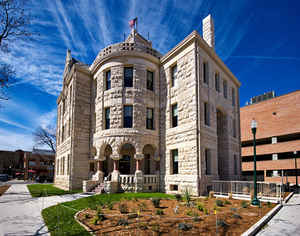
[27,184,82,197]
[42,192,174,235]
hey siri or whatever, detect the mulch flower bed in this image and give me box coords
[77,197,276,235]
[0,185,10,196]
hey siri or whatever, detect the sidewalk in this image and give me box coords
[0,180,93,236]
[257,193,300,236]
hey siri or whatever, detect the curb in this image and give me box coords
[241,192,294,236]
[74,209,96,236]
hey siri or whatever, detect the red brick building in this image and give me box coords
[241,90,300,185]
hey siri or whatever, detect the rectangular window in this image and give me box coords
[232,88,236,106]
[147,70,154,91]
[204,102,210,126]
[215,72,220,92]
[203,62,209,85]
[89,162,95,172]
[106,70,111,90]
[146,108,154,130]
[234,154,238,175]
[105,107,110,129]
[223,80,227,98]
[171,103,178,127]
[124,67,133,87]
[171,64,177,87]
[124,105,133,128]
[205,149,211,175]
[171,149,178,174]
[233,118,236,138]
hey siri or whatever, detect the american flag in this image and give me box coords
[129,17,137,28]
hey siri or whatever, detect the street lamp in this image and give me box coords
[251,119,260,206]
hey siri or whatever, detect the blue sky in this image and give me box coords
[0,0,299,151]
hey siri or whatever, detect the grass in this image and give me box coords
[27,184,82,197]
[42,192,174,235]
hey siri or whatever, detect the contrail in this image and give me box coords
[229,56,300,61]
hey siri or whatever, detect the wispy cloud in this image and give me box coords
[229,55,300,61]
[0,118,33,131]
[0,128,34,151]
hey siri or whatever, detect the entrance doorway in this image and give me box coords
[119,155,131,174]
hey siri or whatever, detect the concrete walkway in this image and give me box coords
[0,180,93,236]
[257,193,300,236]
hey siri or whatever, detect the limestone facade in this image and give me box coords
[55,15,241,195]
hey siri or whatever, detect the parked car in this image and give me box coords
[0,174,9,182]
[36,176,47,183]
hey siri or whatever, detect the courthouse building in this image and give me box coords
[55,15,241,195]
[241,90,300,186]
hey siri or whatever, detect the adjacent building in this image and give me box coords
[0,148,55,180]
[241,90,300,186]
[55,15,241,195]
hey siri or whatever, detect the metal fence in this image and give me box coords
[212,180,283,202]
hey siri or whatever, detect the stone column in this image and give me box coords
[154,155,160,174]
[111,154,121,182]
[134,153,144,192]
[92,156,105,182]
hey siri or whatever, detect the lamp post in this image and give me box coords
[251,119,260,206]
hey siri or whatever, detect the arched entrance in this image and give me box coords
[103,145,113,177]
[119,143,136,174]
[142,144,156,174]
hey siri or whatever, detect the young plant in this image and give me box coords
[241,201,248,208]
[224,199,231,205]
[155,209,164,215]
[186,210,193,216]
[203,208,209,215]
[215,199,224,207]
[119,203,129,214]
[175,194,182,201]
[151,198,161,208]
[184,188,191,206]
[197,203,204,212]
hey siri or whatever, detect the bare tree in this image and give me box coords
[33,126,56,153]
[0,0,32,100]
[0,0,31,49]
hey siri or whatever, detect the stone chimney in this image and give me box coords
[202,14,215,48]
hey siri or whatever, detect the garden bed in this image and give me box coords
[0,185,10,196]
[77,196,276,235]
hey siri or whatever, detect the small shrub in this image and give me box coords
[193,216,202,222]
[241,201,248,208]
[197,203,204,211]
[138,222,148,230]
[151,198,161,208]
[107,202,114,210]
[151,224,160,232]
[119,203,129,214]
[232,213,242,219]
[215,199,224,207]
[203,208,209,215]
[178,223,192,231]
[224,199,231,205]
[116,218,128,226]
[216,219,228,228]
[97,213,106,222]
[156,209,164,215]
[91,217,98,225]
[186,210,193,216]
[138,202,147,212]
[128,213,138,219]
[175,194,182,201]
[184,188,191,206]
